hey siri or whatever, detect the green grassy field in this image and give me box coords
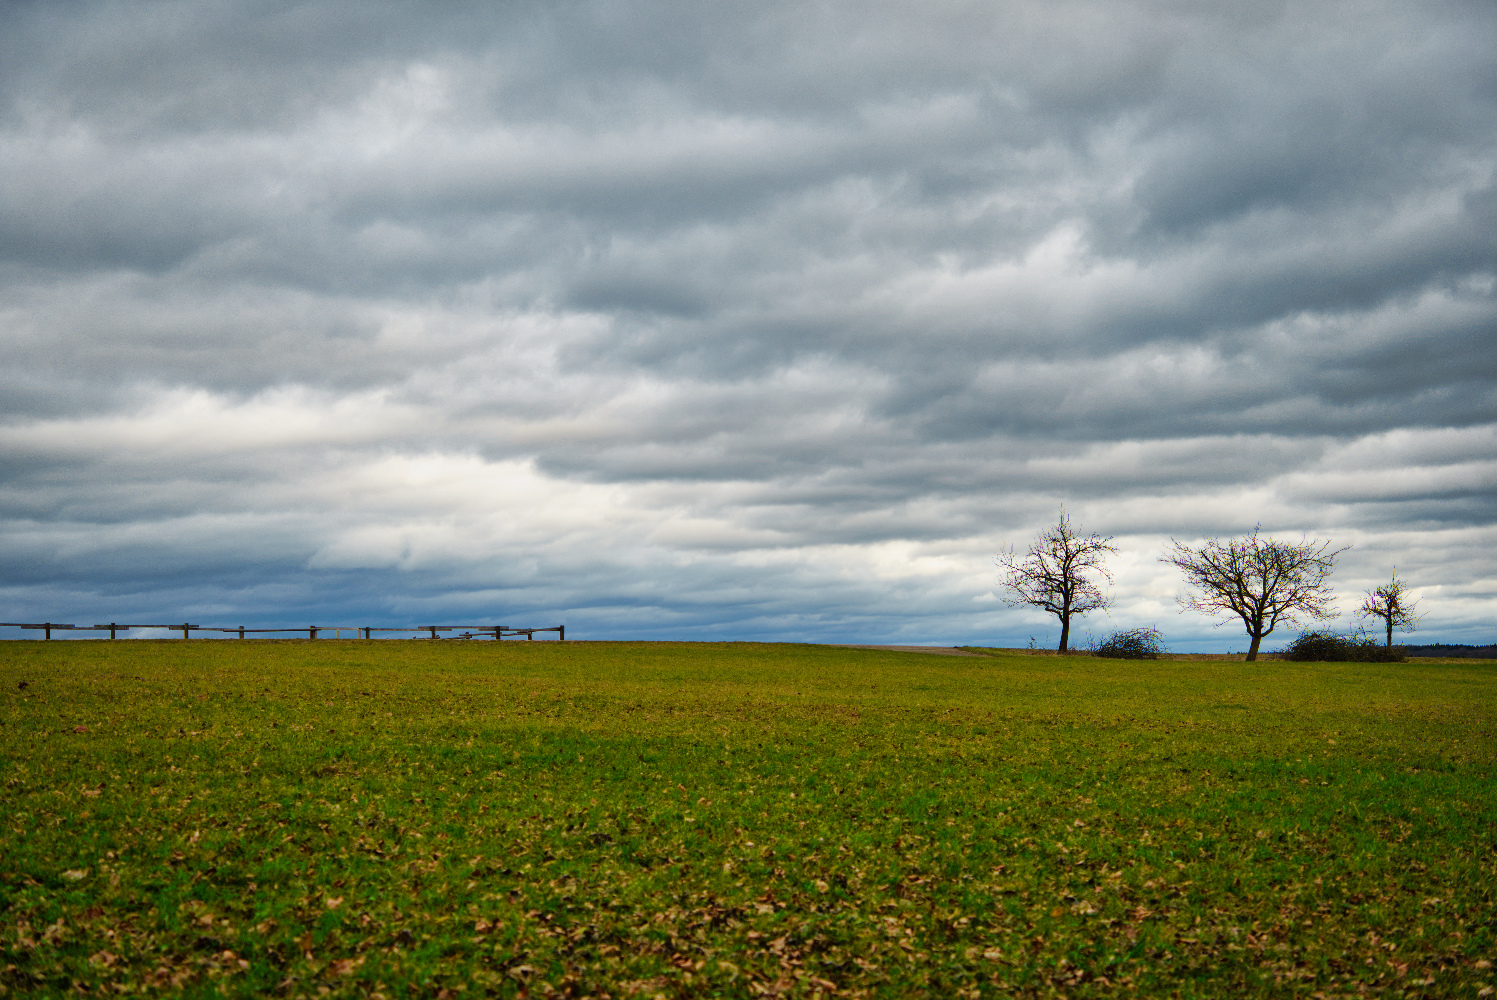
[1,640,1494,999]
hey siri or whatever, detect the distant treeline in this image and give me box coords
[1399,643,1497,659]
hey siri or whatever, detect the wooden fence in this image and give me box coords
[0,622,563,641]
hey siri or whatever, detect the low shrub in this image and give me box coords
[1283,631,1407,662]
[1095,627,1168,659]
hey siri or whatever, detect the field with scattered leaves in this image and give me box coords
[1,639,1494,999]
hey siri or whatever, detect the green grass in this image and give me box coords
[1,640,1494,999]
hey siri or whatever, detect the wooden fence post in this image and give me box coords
[8,619,561,642]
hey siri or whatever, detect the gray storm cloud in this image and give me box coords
[1,0,1493,645]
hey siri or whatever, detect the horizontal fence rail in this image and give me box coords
[0,622,564,641]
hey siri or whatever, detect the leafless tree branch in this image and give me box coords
[1162,526,1347,661]
[1358,573,1422,647]
[997,510,1116,652]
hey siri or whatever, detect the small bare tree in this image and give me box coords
[1163,526,1346,661]
[1358,573,1421,647]
[997,511,1116,652]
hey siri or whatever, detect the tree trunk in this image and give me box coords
[1245,632,1262,661]
[1058,616,1070,652]
[1386,619,1393,647]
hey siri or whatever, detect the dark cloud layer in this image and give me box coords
[1,0,1494,646]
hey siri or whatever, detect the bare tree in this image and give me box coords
[997,510,1116,652]
[1163,526,1346,661]
[1358,573,1421,647]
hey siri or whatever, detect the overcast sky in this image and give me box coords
[2,0,1494,647]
